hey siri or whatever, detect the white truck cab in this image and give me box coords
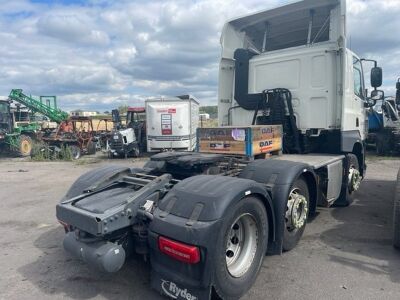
[218,0,382,171]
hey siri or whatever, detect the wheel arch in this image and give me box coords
[156,175,274,223]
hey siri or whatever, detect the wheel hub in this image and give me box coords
[348,167,361,193]
[286,189,308,231]
[20,140,31,155]
[225,214,258,278]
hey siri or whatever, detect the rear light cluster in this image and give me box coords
[158,236,200,264]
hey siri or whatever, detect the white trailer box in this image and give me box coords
[146,95,199,152]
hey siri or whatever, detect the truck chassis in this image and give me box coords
[57,150,359,299]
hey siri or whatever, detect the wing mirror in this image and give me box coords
[371,67,383,88]
[361,59,383,88]
[365,90,384,108]
[371,89,384,100]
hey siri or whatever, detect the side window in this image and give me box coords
[353,57,364,99]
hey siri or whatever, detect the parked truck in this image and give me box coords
[367,80,400,155]
[146,95,199,152]
[56,1,383,299]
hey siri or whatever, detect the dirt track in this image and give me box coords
[0,156,400,300]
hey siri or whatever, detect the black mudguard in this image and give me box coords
[148,175,273,300]
[62,165,142,200]
[239,159,317,255]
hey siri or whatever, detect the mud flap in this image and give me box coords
[151,271,211,300]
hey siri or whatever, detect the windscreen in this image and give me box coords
[0,102,8,113]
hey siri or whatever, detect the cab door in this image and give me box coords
[342,52,366,140]
[352,56,367,140]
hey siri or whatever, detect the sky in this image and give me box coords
[0,0,399,111]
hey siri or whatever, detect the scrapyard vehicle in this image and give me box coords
[92,117,114,152]
[0,99,40,157]
[42,116,96,159]
[108,107,146,158]
[56,0,384,299]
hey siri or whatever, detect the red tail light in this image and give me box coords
[158,236,200,264]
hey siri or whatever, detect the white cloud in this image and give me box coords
[37,14,109,46]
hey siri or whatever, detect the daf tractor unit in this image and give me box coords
[56,1,383,299]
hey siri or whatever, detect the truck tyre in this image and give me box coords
[393,169,400,249]
[283,177,309,251]
[18,135,32,157]
[68,144,81,160]
[334,154,360,207]
[87,141,96,155]
[213,196,268,300]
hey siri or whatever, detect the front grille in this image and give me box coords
[111,134,123,150]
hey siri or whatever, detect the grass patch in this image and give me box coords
[30,142,74,161]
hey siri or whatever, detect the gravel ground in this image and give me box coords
[0,156,399,300]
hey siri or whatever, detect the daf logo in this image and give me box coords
[161,279,197,300]
[261,127,274,134]
[260,140,273,147]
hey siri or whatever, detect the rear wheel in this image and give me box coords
[18,135,32,157]
[87,141,96,155]
[213,197,268,299]
[334,154,361,207]
[283,177,309,251]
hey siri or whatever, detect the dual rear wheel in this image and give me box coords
[213,179,310,299]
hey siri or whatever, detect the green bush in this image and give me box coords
[30,142,74,161]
